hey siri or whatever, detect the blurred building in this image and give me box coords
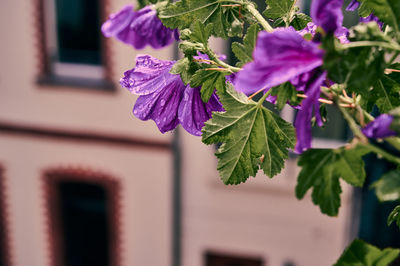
[0,0,361,266]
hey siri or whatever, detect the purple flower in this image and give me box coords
[345,0,383,28]
[101,5,178,49]
[179,86,224,136]
[235,28,324,95]
[311,0,343,34]
[120,55,223,135]
[346,0,360,11]
[294,71,327,153]
[360,13,384,28]
[298,22,349,43]
[362,114,397,139]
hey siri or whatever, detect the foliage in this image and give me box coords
[202,85,295,184]
[334,239,400,266]
[105,0,400,263]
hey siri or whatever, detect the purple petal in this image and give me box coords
[311,0,343,33]
[178,87,224,136]
[120,55,175,95]
[294,71,327,153]
[335,26,350,44]
[101,5,134,37]
[133,80,184,133]
[235,29,324,95]
[360,13,384,29]
[362,114,397,139]
[130,6,177,49]
[120,55,185,133]
[298,22,317,36]
[346,0,360,11]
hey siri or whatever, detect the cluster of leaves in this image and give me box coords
[153,0,400,263]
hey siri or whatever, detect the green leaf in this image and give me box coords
[202,85,295,185]
[189,21,214,45]
[359,0,400,34]
[296,147,367,216]
[334,239,400,266]
[269,82,301,110]
[231,24,260,67]
[336,147,368,187]
[159,0,246,38]
[170,57,199,85]
[371,75,400,113]
[290,13,312,30]
[323,23,388,96]
[190,69,228,102]
[388,205,400,228]
[263,0,295,20]
[371,170,400,202]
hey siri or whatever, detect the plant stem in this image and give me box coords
[244,3,273,32]
[339,105,368,143]
[363,142,400,165]
[341,41,400,51]
[256,89,272,107]
[205,48,241,72]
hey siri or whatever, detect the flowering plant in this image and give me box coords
[103,0,400,263]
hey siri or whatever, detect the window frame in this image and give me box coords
[34,0,115,91]
[42,167,121,266]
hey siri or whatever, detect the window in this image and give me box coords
[37,0,114,89]
[206,252,264,266]
[44,169,121,266]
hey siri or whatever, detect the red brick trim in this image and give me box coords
[0,166,13,266]
[42,167,122,266]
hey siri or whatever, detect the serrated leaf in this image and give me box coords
[202,85,295,185]
[323,23,388,95]
[263,0,295,20]
[334,239,400,266]
[336,147,368,187]
[170,57,198,85]
[269,82,300,110]
[371,76,400,113]
[159,0,245,38]
[290,13,312,30]
[231,24,260,67]
[296,147,367,216]
[190,69,228,102]
[359,0,400,33]
[371,170,400,202]
[388,205,400,228]
[189,21,214,45]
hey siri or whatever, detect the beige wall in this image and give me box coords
[0,0,175,141]
[0,133,172,266]
[180,133,353,266]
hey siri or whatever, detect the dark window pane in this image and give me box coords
[311,105,350,141]
[55,0,101,65]
[59,181,110,266]
[206,252,264,266]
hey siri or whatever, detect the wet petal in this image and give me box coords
[132,76,185,133]
[178,87,223,136]
[120,55,175,95]
[235,28,324,95]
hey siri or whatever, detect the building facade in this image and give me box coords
[0,0,355,266]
